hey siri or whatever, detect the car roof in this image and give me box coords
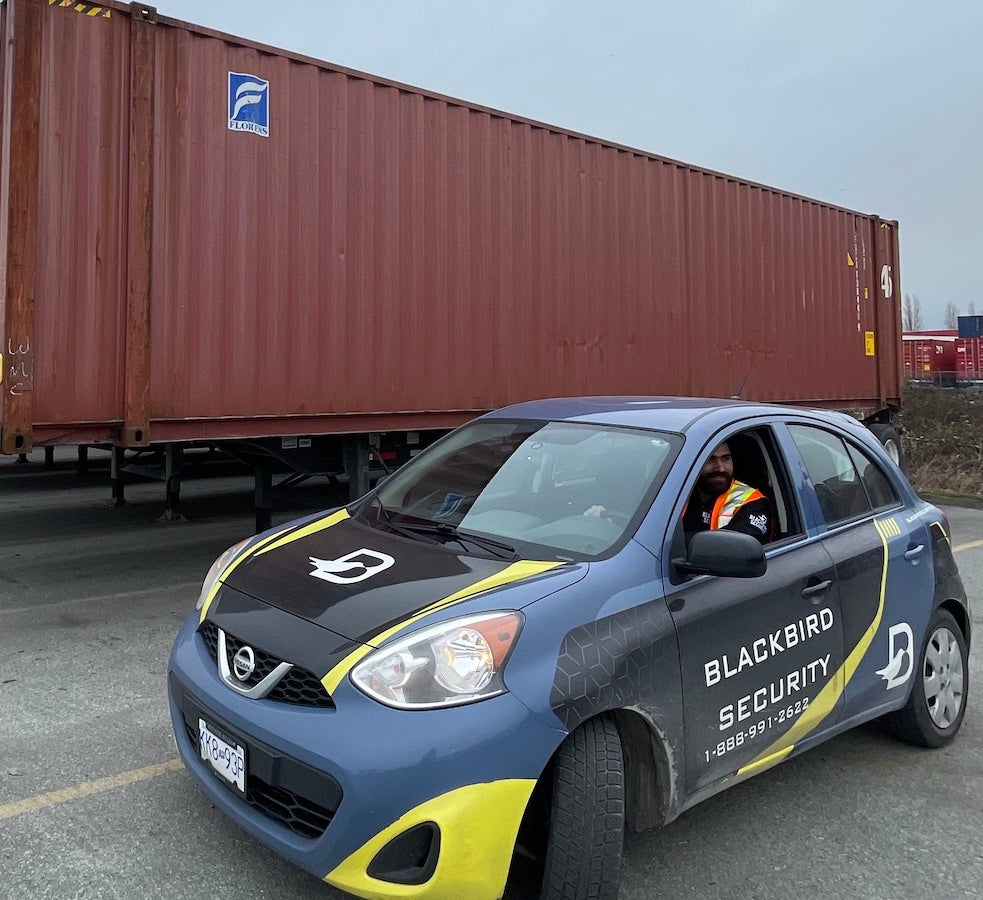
[483,396,805,433]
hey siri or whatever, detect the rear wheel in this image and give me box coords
[868,423,906,471]
[540,716,624,900]
[884,608,968,748]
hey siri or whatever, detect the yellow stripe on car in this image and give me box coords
[738,516,895,776]
[323,779,536,900]
[197,510,350,622]
[321,560,564,695]
[198,525,292,622]
[254,509,350,555]
[931,519,951,546]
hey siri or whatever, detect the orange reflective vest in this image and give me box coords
[710,480,765,530]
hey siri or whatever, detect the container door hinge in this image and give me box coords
[130,3,158,23]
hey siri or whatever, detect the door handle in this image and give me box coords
[904,544,925,561]
[801,579,832,599]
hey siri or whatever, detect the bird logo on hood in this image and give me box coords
[309,549,396,584]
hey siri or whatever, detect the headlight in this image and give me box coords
[351,611,524,709]
[195,538,252,611]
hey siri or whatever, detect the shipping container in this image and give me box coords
[957,315,983,339]
[902,333,958,386]
[902,331,983,388]
[955,338,983,384]
[1,0,905,515]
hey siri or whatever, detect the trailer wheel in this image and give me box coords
[868,423,906,472]
[540,716,624,900]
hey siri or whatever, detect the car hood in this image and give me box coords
[219,509,584,646]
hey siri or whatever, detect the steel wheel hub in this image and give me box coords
[923,626,964,729]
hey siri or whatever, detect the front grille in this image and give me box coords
[199,620,334,708]
[179,691,341,840]
[247,781,334,839]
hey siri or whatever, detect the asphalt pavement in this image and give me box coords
[1,449,981,900]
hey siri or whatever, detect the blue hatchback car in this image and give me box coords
[168,397,969,900]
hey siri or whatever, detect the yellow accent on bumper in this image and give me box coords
[324,779,536,900]
[322,559,563,694]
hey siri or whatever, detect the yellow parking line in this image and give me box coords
[953,539,983,553]
[0,582,199,616]
[0,759,184,822]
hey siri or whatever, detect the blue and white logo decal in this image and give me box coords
[435,493,466,520]
[228,71,270,137]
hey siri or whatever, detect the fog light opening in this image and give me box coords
[367,821,440,885]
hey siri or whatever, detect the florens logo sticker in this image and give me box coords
[309,549,396,584]
[228,72,270,137]
[435,493,466,519]
[876,622,914,689]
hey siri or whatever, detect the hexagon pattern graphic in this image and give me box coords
[550,603,675,729]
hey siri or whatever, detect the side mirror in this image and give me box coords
[673,530,766,579]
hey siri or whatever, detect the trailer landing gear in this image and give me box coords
[157,444,187,523]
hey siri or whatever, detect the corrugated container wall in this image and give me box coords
[1,0,903,452]
[902,336,956,385]
[955,339,983,383]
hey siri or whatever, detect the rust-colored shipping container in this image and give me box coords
[1,0,903,463]
[902,333,958,386]
[955,338,983,384]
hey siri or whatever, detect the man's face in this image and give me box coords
[697,443,733,498]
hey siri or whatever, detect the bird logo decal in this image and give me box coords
[309,549,395,584]
[876,622,914,690]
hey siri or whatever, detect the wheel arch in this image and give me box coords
[938,597,971,643]
[608,708,677,833]
[517,706,678,860]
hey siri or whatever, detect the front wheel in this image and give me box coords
[541,716,625,900]
[884,608,968,748]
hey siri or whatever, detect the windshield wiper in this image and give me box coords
[389,519,518,560]
[363,495,439,542]
[443,525,518,560]
[367,492,391,522]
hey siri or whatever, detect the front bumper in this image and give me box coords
[167,612,564,898]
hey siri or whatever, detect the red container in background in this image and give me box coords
[1,0,903,455]
[955,338,983,383]
[902,333,958,385]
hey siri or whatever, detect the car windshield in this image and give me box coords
[367,419,678,559]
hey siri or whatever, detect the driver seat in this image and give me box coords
[726,433,777,541]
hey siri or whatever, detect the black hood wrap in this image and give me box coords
[215,512,575,656]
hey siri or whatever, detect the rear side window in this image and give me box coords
[845,442,901,510]
[788,425,871,525]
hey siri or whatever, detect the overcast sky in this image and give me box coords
[154,0,981,330]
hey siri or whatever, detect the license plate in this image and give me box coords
[198,718,246,794]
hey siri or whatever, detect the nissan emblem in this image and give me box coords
[232,645,256,681]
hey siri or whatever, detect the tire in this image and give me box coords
[884,608,968,748]
[868,423,906,472]
[540,716,624,900]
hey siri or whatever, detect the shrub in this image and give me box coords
[901,386,983,499]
